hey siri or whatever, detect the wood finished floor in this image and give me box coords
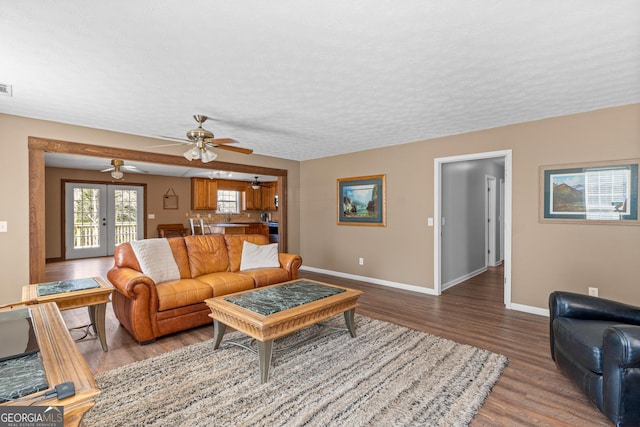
[46,258,610,426]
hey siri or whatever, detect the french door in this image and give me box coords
[65,182,144,259]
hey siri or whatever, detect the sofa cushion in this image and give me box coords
[240,241,279,271]
[184,235,230,277]
[225,234,270,272]
[197,272,255,296]
[156,278,214,311]
[554,317,621,374]
[239,268,290,288]
[166,237,194,279]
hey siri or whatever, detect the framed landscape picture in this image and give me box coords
[337,174,386,226]
[540,159,639,225]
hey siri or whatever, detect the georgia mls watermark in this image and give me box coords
[0,406,64,427]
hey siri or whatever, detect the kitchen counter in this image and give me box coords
[204,223,247,235]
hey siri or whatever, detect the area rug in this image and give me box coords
[83,316,507,426]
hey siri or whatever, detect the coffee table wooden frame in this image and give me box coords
[205,279,363,383]
[22,277,113,351]
[0,302,99,426]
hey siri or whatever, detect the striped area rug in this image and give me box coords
[84,316,507,426]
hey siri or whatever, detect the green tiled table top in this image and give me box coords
[36,277,99,297]
[224,280,346,316]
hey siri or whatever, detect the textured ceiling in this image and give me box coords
[1,1,639,161]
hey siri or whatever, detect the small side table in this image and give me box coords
[22,277,114,352]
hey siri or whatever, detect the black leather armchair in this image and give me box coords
[549,291,640,427]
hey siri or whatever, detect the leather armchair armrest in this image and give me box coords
[603,325,640,425]
[549,291,640,324]
[549,291,640,360]
[278,253,303,280]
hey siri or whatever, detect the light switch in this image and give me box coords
[427,217,433,227]
[0,221,7,232]
[148,214,156,219]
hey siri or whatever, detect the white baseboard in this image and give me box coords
[441,267,487,291]
[509,303,549,317]
[300,266,437,295]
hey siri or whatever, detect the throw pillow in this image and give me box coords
[240,241,280,271]
[130,238,181,283]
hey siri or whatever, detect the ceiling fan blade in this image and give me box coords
[204,115,294,135]
[122,165,148,173]
[203,137,239,145]
[214,144,253,155]
[148,137,194,148]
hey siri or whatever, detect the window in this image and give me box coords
[217,190,241,214]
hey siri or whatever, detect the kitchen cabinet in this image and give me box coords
[261,184,277,211]
[242,184,277,211]
[243,222,269,238]
[243,187,262,210]
[191,178,218,210]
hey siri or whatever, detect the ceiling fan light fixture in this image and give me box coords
[111,170,124,179]
[251,176,260,189]
[200,148,218,163]
[183,146,200,161]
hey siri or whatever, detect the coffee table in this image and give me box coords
[205,279,363,383]
[22,277,113,352]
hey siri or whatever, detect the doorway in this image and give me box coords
[434,149,512,308]
[64,182,144,259]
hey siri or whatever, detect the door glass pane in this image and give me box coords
[114,189,139,245]
[73,188,100,249]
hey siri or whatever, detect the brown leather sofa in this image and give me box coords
[107,234,302,344]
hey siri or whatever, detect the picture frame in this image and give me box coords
[539,159,639,225]
[337,174,386,226]
[163,188,179,210]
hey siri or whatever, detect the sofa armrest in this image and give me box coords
[107,266,159,307]
[278,253,303,280]
[603,325,640,425]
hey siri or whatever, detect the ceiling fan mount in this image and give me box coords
[186,115,215,141]
[158,114,254,162]
[100,158,146,179]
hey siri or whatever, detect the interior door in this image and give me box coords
[65,183,144,259]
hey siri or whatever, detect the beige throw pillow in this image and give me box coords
[240,241,280,271]
[130,238,180,283]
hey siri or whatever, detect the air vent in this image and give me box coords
[0,83,13,96]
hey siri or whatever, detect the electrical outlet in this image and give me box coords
[0,221,7,232]
[358,257,364,266]
[588,287,599,297]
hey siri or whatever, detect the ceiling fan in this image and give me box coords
[250,176,261,189]
[161,115,253,163]
[100,159,146,179]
